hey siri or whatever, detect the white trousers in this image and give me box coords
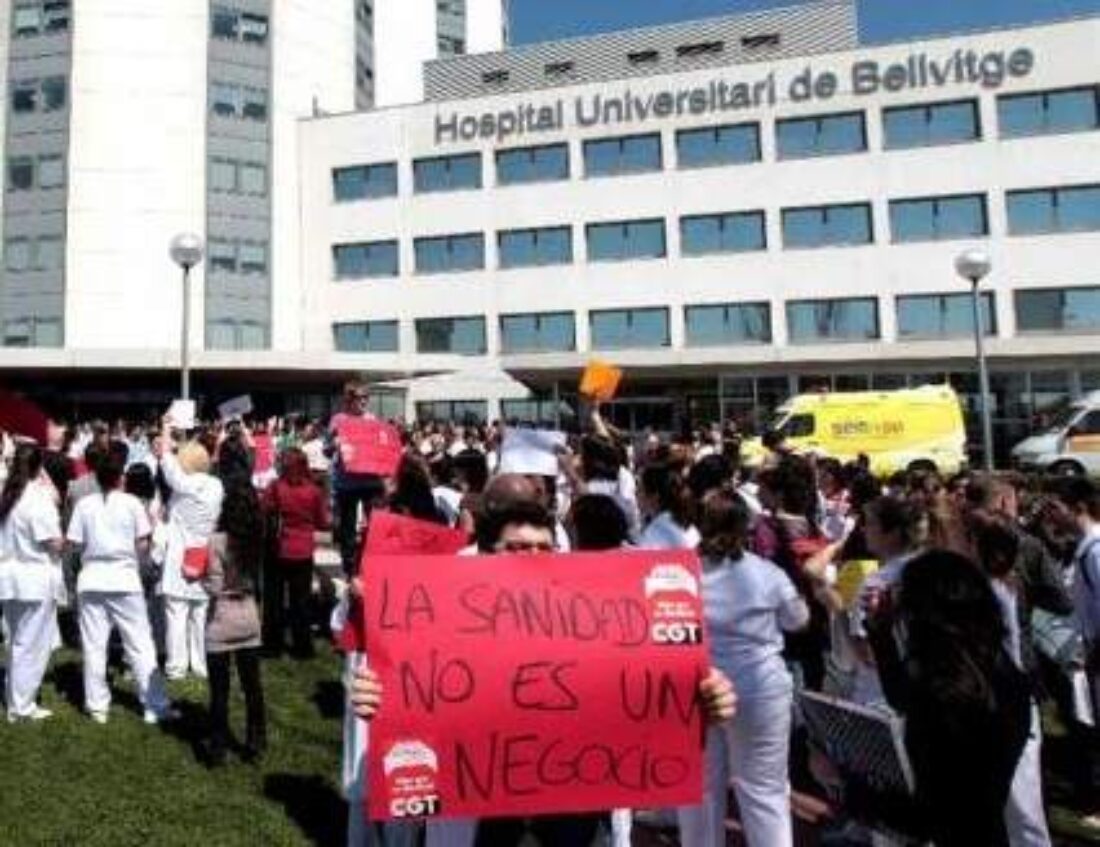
[1005,704,1051,847]
[79,591,168,716]
[2,598,57,717]
[678,691,794,847]
[164,596,208,678]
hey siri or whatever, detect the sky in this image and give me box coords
[511,0,1100,45]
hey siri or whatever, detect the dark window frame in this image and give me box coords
[786,297,881,344]
[497,226,573,270]
[589,307,671,350]
[499,311,577,354]
[413,152,483,194]
[333,240,400,279]
[684,302,773,347]
[998,84,1100,138]
[776,110,868,160]
[586,218,667,262]
[582,132,663,178]
[332,319,400,353]
[895,291,997,339]
[882,98,982,149]
[781,202,874,249]
[675,122,761,169]
[413,232,486,275]
[680,210,767,256]
[888,193,989,243]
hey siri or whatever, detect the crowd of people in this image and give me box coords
[0,380,1098,846]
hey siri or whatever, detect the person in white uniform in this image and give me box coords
[678,490,812,847]
[0,443,64,722]
[67,445,174,724]
[639,461,701,551]
[157,440,224,680]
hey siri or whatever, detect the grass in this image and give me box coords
[0,646,350,847]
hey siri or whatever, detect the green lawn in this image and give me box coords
[0,646,350,847]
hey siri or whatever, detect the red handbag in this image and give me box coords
[182,545,211,581]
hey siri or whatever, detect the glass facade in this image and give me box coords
[499,312,576,353]
[583,133,662,177]
[776,111,866,158]
[333,320,399,352]
[1015,287,1100,333]
[586,219,666,262]
[896,292,996,339]
[787,298,879,342]
[415,316,487,354]
[498,227,572,269]
[782,203,873,248]
[496,144,569,185]
[680,211,766,255]
[883,99,980,148]
[999,86,1099,137]
[416,401,488,424]
[676,123,761,168]
[685,303,771,346]
[590,308,670,349]
[414,233,484,274]
[333,241,399,278]
[333,163,398,201]
[889,194,988,242]
[211,6,269,45]
[413,153,481,193]
[1007,185,1100,235]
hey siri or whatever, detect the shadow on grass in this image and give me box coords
[264,772,347,846]
[312,680,345,721]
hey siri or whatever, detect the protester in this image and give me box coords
[262,447,329,658]
[638,461,700,550]
[866,549,1032,846]
[202,481,267,766]
[0,444,63,722]
[678,490,813,847]
[159,439,224,680]
[66,443,175,724]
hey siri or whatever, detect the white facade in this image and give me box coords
[299,14,1100,426]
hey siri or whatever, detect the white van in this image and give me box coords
[1012,390,1100,476]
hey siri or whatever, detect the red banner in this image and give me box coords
[338,417,403,476]
[364,549,708,822]
[365,511,468,557]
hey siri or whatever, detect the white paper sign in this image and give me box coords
[498,429,566,477]
[165,399,196,431]
[218,394,253,421]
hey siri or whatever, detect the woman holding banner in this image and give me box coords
[678,490,814,847]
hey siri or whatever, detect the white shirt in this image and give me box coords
[159,453,225,601]
[68,490,150,594]
[702,551,809,700]
[638,511,700,551]
[0,486,62,601]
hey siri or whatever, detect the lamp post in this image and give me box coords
[169,233,205,402]
[955,249,994,473]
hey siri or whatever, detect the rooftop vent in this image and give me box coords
[627,49,660,66]
[676,41,724,59]
[545,60,575,79]
[741,33,781,50]
[481,69,510,85]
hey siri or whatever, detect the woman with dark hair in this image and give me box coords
[388,454,446,525]
[262,447,329,658]
[866,549,1031,846]
[679,491,813,847]
[67,443,174,725]
[0,444,63,721]
[202,480,267,766]
[567,493,629,551]
[638,461,699,550]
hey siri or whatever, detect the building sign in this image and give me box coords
[435,46,1035,145]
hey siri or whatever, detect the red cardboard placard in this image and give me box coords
[337,416,403,476]
[365,511,468,557]
[364,549,708,822]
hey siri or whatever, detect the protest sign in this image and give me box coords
[218,394,253,421]
[165,399,196,431]
[0,389,51,444]
[364,549,708,821]
[337,416,403,476]
[497,429,566,477]
[365,511,469,557]
[252,432,275,474]
[579,360,623,402]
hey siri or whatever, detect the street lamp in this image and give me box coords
[955,248,994,473]
[169,233,205,401]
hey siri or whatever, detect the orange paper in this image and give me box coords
[579,360,623,402]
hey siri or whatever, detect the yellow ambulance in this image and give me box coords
[741,385,967,477]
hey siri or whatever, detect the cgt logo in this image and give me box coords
[390,794,442,818]
[651,620,703,645]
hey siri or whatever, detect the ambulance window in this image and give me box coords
[783,414,815,437]
[1073,410,1100,435]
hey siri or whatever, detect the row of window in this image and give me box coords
[333,87,1100,201]
[210,6,269,46]
[208,238,269,276]
[4,234,63,272]
[330,185,1100,277]
[10,77,66,116]
[331,287,1100,355]
[210,156,268,197]
[6,154,65,191]
[210,82,268,123]
[11,1,69,38]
